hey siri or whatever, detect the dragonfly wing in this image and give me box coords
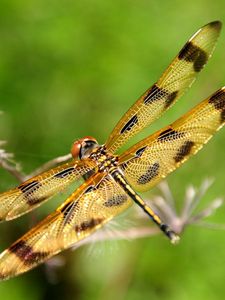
[0,173,131,280]
[106,21,222,153]
[0,159,97,221]
[119,88,225,192]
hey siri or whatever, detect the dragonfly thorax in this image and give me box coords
[89,145,118,172]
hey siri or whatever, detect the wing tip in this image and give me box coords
[208,88,225,124]
[211,87,225,97]
[206,20,222,32]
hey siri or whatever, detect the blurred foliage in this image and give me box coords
[0,0,225,299]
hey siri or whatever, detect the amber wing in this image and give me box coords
[0,172,131,280]
[106,21,222,153]
[0,159,97,221]
[119,88,225,192]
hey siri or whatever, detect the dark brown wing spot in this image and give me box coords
[26,195,49,206]
[135,146,147,158]
[209,89,225,110]
[19,180,40,193]
[164,91,178,108]
[158,128,184,141]
[61,201,79,225]
[221,110,225,123]
[178,41,207,72]
[104,195,127,207]
[143,84,178,107]
[54,167,75,178]
[209,89,225,123]
[75,218,103,232]
[120,115,138,134]
[144,84,168,105]
[9,240,49,266]
[208,20,222,30]
[137,162,160,185]
[19,180,46,206]
[174,141,195,163]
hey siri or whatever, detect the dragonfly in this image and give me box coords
[0,20,224,281]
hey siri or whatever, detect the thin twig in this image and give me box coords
[0,150,25,182]
[0,159,25,182]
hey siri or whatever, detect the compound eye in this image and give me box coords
[71,140,82,159]
[71,136,98,160]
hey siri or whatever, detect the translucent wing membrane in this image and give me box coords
[106,21,222,153]
[0,173,131,280]
[0,159,97,221]
[119,88,225,192]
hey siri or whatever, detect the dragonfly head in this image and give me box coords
[71,136,99,159]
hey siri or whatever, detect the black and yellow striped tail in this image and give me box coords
[111,168,180,244]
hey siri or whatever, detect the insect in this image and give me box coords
[0,21,224,281]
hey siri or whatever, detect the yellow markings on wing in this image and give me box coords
[106,21,222,153]
[119,88,225,192]
[0,172,131,280]
[0,159,97,221]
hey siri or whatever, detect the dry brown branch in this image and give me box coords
[0,141,71,182]
[0,148,25,182]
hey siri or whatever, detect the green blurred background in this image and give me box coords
[0,0,225,299]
